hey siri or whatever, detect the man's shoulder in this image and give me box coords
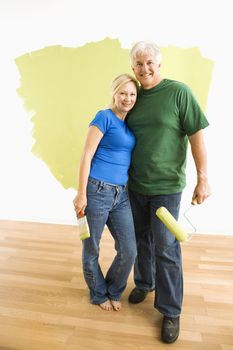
[164,79,189,90]
[163,79,194,99]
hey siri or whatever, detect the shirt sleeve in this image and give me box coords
[89,110,111,134]
[178,85,209,136]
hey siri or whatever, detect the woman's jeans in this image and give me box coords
[83,178,137,304]
[128,189,183,318]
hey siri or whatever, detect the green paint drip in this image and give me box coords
[15,38,214,189]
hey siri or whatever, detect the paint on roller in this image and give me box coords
[15,38,214,189]
[156,206,189,242]
[77,216,90,240]
[156,204,198,242]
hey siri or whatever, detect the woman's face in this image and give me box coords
[113,81,137,115]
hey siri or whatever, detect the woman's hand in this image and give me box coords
[73,193,87,218]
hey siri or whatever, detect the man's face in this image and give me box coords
[132,53,161,89]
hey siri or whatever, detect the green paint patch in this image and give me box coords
[160,45,213,110]
[15,38,214,189]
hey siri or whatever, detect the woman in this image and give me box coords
[73,74,139,311]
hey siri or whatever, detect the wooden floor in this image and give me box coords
[0,221,232,350]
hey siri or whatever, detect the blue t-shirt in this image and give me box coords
[89,109,136,185]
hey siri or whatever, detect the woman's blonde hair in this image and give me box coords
[109,73,139,109]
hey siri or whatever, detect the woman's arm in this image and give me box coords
[73,126,103,217]
[188,129,211,204]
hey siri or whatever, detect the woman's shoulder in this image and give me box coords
[90,109,113,131]
[95,108,112,117]
[93,109,114,123]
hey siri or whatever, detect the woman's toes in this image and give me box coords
[99,300,113,311]
[110,300,122,311]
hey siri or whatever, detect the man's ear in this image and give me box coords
[131,65,135,72]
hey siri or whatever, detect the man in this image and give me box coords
[127,41,211,343]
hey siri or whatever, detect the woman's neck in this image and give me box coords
[111,108,126,121]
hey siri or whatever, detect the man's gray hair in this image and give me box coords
[130,41,162,66]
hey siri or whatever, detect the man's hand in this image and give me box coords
[192,177,211,204]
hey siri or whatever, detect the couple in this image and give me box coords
[73,40,211,343]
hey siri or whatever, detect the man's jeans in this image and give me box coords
[128,189,183,318]
[83,178,137,304]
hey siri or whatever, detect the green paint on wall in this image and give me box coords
[15,38,214,190]
[160,45,213,110]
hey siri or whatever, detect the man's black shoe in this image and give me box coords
[128,287,148,304]
[161,316,180,343]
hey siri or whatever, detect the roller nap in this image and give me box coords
[156,206,188,242]
[78,217,90,240]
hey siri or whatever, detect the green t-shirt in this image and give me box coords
[127,79,209,195]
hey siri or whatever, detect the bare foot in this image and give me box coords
[99,300,113,311]
[110,300,122,311]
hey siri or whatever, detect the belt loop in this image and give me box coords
[99,181,104,191]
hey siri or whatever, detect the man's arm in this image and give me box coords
[188,130,211,204]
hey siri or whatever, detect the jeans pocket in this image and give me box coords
[87,180,99,194]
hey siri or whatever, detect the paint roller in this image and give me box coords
[77,216,90,240]
[155,199,197,242]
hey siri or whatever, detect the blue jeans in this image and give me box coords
[83,178,137,304]
[128,189,183,318]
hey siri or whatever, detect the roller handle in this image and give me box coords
[191,198,198,205]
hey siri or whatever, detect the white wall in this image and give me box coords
[0,0,232,234]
